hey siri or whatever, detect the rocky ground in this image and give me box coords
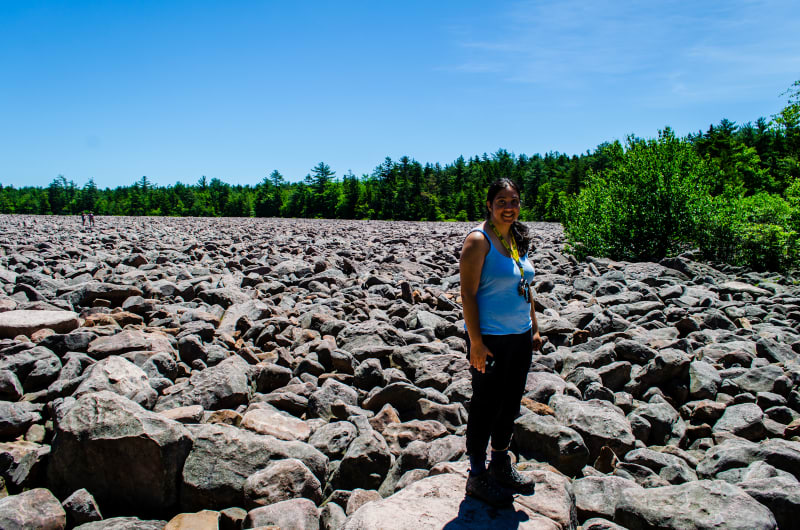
[0,214,798,530]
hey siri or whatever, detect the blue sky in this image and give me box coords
[1,0,798,189]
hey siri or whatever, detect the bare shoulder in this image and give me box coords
[463,222,488,242]
[461,224,490,256]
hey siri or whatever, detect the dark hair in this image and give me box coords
[485,178,532,255]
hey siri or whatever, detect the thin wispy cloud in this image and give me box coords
[444,0,800,106]
[439,62,507,74]
[686,45,800,75]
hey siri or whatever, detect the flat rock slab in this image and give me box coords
[615,479,777,530]
[241,403,311,441]
[88,329,174,358]
[344,471,575,530]
[0,310,80,338]
[164,510,221,530]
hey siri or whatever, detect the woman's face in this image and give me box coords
[486,185,521,227]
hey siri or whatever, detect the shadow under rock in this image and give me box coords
[442,496,530,530]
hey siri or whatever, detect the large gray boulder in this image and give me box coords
[628,401,683,446]
[573,475,642,521]
[381,419,447,455]
[0,400,43,438]
[614,480,777,529]
[0,368,24,401]
[513,412,590,476]
[738,476,800,530]
[144,278,193,300]
[390,343,467,387]
[197,286,252,308]
[307,378,359,420]
[623,448,698,484]
[155,355,253,412]
[217,300,273,336]
[732,365,788,395]
[308,420,358,460]
[332,423,393,491]
[40,331,97,357]
[716,281,771,298]
[425,435,466,468]
[688,360,720,400]
[253,361,293,393]
[243,458,323,508]
[613,339,658,364]
[337,321,406,352]
[0,488,67,530]
[378,437,464,496]
[74,356,157,409]
[180,423,327,511]
[272,259,313,278]
[0,439,50,492]
[47,391,192,514]
[697,438,800,480]
[713,403,766,441]
[625,349,691,397]
[62,488,103,527]
[0,345,62,392]
[755,337,797,363]
[362,382,446,416]
[696,340,757,366]
[524,371,581,403]
[62,282,143,307]
[244,498,319,530]
[549,394,635,460]
[415,398,466,431]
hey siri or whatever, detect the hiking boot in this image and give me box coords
[488,455,536,495]
[465,472,514,508]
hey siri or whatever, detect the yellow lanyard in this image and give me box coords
[488,221,524,277]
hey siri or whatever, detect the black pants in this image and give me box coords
[465,330,533,457]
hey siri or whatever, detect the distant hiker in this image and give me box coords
[88,211,95,227]
[459,178,541,508]
[81,212,86,227]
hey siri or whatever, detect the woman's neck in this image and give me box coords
[488,220,512,239]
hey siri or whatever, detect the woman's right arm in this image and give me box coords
[460,231,492,373]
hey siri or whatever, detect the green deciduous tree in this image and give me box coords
[255,170,285,217]
[563,128,711,261]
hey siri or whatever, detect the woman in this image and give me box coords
[459,178,542,507]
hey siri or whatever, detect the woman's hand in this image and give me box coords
[469,340,494,373]
[532,331,543,352]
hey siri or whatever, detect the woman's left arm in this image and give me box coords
[529,285,542,352]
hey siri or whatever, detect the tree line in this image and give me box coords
[3,114,796,221]
[0,151,604,221]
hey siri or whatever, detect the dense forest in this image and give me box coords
[2,80,799,270]
[0,151,616,222]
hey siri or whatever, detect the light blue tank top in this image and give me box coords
[471,228,535,335]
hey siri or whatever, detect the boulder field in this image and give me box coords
[0,214,798,530]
